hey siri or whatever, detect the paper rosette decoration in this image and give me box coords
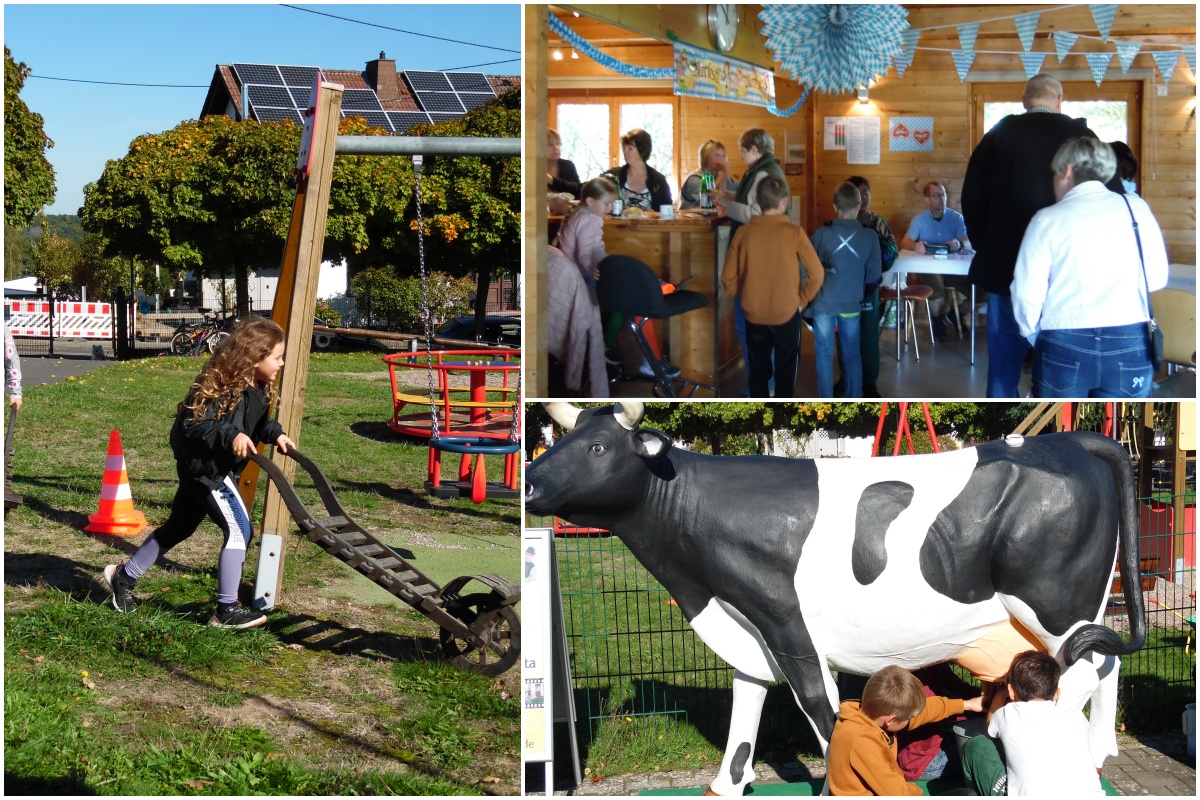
[760,4,910,93]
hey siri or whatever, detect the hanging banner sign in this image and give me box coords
[889,116,934,152]
[673,41,775,109]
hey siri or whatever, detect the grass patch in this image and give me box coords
[6,349,520,794]
[585,713,722,777]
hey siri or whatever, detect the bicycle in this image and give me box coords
[171,311,234,356]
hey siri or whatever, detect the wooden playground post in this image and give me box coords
[242,79,344,604]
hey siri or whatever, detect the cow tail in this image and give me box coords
[1063,434,1147,665]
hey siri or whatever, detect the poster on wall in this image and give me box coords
[846,117,881,165]
[673,41,775,109]
[890,117,935,152]
[521,528,553,763]
[784,130,806,175]
[824,116,848,151]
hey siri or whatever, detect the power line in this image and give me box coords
[435,58,521,72]
[280,4,519,54]
[28,74,207,88]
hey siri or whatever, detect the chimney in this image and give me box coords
[366,51,399,103]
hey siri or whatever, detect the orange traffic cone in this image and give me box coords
[85,430,147,536]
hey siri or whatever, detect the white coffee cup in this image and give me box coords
[659,204,675,219]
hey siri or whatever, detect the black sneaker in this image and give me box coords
[931,316,949,342]
[660,359,682,379]
[209,604,267,630]
[102,564,137,613]
[604,347,621,366]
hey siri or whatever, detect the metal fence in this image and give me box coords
[533,489,1197,753]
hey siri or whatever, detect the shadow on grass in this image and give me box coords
[334,478,519,524]
[4,772,97,795]
[267,609,444,664]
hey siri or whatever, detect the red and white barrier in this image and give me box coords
[5,300,113,339]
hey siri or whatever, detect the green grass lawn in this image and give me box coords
[5,350,520,795]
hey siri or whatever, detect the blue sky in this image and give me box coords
[4,3,521,215]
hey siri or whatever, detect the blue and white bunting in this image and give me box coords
[1090,4,1118,42]
[951,49,976,82]
[1084,52,1111,85]
[759,4,909,94]
[893,27,921,77]
[1152,50,1180,85]
[1013,12,1040,52]
[548,14,673,80]
[1054,31,1079,63]
[767,87,812,118]
[1020,52,1047,80]
[1182,45,1196,76]
[957,22,980,55]
[1115,41,1141,73]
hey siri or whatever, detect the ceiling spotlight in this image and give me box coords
[553,48,564,61]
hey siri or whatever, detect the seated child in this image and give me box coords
[809,182,881,398]
[962,650,1105,796]
[827,664,983,795]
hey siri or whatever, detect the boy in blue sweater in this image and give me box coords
[810,182,881,397]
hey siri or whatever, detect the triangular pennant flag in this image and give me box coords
[1182,45,1196,76]
[1084,51,1112,85]
[894,52,913,78]
[1014,12,1040,52]
[951,49,976,82]
[1054,31,1079,63]
[1115,41,1141,73]
[1020,52,1047,80]
[1152,50,1180,85]
[957,22,980,55]
[894,28,921,78]
[1090,4,1118,42]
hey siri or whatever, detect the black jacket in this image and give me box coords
[961,111,1097,295]
[170,384,285,489]
[549,158,582,199]
[600,163,674,210]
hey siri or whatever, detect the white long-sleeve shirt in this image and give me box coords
[1010,181,1168,338]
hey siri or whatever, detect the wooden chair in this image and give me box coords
[880,283,935,361]
[1151,288,1196,373]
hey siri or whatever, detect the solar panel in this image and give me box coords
[343,111,391,130]
[429,113,464,124]
[458,92,495,111]
[255,107,302,124]
[447,72,493,93]
[233,63,284,86]
[279,65,319,87]
[248,85,296,109]
[289,88,312,108]
[342,89,384,111]
[404,70,453,92]
[387,111,431,131]
[416,92,465,113]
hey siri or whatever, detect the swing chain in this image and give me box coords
[412,154,441,442]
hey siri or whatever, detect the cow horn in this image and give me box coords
[614,401,645,430]
[543,402,582,431]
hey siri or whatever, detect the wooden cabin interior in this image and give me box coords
[525,4,1197,397]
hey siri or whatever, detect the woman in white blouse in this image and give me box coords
[1010,137,1168,398]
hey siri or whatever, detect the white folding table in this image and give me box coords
[883,250,976,364]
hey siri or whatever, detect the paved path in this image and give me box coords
[546,731,1195,796]
[15,340,117,389]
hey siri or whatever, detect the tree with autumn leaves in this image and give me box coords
[80,90,519,317]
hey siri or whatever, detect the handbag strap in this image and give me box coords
[1121,194,1155,323]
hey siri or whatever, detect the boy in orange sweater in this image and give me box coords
[720,175,824,397]
[826,665,984,795]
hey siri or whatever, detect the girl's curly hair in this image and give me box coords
[177,316,284,423]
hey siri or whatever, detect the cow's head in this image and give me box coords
[525,401,673,518]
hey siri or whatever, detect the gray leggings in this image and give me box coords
[125,475,253,606]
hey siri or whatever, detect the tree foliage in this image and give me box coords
[4,47,56,229]
[348,266,472,331]
[74,234,129,299]
[525,402,1039,459]
[33,232,78,294]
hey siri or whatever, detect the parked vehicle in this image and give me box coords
[434,316,521,348]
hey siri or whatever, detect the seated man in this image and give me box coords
[900,181,973,341]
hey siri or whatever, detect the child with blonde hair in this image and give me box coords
[102,316,294,630]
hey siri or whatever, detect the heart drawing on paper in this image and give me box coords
[892,123,910,138]
[913,129,931,146]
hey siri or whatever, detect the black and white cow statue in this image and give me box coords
[525,402,1146,796]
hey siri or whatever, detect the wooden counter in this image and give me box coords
[602,214,738,389]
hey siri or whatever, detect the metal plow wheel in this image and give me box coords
[439,592,520,677]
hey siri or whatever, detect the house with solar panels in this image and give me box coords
[192,53,519,315]
[200,52,519,133]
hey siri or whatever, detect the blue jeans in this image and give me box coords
[813,311,861,398]
[1033,324,1154,398]
[986,293,1031,398]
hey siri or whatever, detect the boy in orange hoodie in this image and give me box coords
[826,665,984,795]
